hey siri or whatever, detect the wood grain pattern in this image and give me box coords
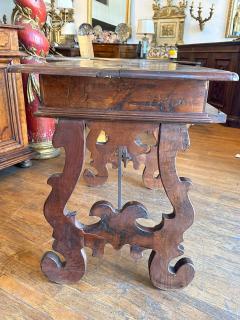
[148,124,195,290]
[9,58,239,81]
[36,75,226,123]
[39,76,207,114]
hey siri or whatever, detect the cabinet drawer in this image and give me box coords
[0,29,19,51]
[0,30,11,50]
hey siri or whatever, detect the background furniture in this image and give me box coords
[9,59,237,290]
[93,43,138,58]
[55,43,138,58]
[0,24,34,170]
[178,41,240,127]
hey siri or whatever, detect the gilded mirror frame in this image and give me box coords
[87,0,131,26]
[226,0,240,38]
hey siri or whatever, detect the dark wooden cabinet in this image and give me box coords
[178,41,240,127]
[93,43,138,59]
[55,43,138,59]
[0,25,34,170]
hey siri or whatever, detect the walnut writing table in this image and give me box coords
[9,59,238,290]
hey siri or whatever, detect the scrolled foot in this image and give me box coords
[148,251,195,290]
[41,249,87,284]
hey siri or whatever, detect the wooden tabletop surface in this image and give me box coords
[8,58,239,82]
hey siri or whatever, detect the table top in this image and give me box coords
[8,58,239,82]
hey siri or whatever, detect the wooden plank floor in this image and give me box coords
[0,124,239,320]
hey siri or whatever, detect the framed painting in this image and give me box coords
[226,0,240,38]
[159,22,177,38]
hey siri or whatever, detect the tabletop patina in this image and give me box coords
[9,58,238,80]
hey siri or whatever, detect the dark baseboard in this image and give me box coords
[226,116,240,128]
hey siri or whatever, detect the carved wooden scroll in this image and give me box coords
[41,120,87,283]
[148,123,195,290]
[41,120,195,290]
[83,121,162,190]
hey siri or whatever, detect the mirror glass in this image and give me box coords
[90,0,130,31]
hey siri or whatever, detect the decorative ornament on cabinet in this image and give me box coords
[189,2,215,31]
[152,0,188,46]
[12,0,60,159]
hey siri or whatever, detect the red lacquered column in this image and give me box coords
[12,0,59,159]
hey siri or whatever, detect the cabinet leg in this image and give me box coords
[16,159,32,168]
[41,120,87,284]
[148,124,195,290]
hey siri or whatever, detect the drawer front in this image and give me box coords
[0,28,19,52]
[41,75,208,114]
[93,44,120,58]
[119,45,138,59]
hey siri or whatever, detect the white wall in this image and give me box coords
[131,0,231,44]
[0,1,14,24]
[0,0,232,44]
[181,0,230,43]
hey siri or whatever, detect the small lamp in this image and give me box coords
[57,0,73,9]
[61,22,76,35]
[61,22,77,46]
[137,19,154,59]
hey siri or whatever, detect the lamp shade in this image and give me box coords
[61,22,76,35]
[57,0,73,9]
[137,19,155,35]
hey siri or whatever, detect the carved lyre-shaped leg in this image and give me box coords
[41,120,87,284]
[83,123,110,187]
[149,124,195,290]
[142,127,163,190]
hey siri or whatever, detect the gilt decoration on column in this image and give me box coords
[12,0,60,159]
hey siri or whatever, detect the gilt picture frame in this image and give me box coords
[226,0,240,38]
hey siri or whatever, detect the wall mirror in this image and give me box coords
[87,0,131,31]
